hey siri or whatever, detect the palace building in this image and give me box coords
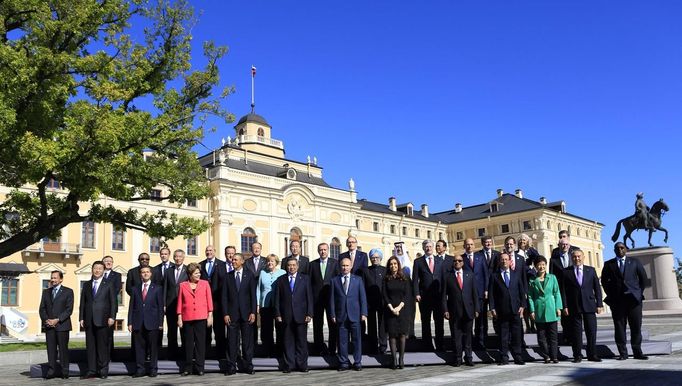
[0,108,604,339]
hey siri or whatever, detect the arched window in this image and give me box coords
[239,128,245,136]
[330,237,341,259]
[257,127,264,137]
[241,227,257,255]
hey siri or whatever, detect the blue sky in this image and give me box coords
[183,1,681,258]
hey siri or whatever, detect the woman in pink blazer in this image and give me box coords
[177,262,213,375]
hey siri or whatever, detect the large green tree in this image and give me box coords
[0,0,233,258]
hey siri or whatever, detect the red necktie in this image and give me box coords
[457,271,463,289]
[469,255,474,269]
[510,254,516,270]
[142,283,148,301]
[428,256,434,273]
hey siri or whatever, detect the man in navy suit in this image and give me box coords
[338,236,368,275]
[464,238,489,349]
[245,242,266,280]
[360,248,388,355]
[152,247,173,286]
[163,249,188,359]
[436,239,455,275]
[550,235,579,345]
[281,240,310,274]
[442,256,479,366]
[309,242,339,355]
[79,261,117,379]
[199,245,227,359]
[330,256,368,371]
[562,249,603,362]
[128,266,164,377]
[102,256,121,357]
[275,259,314,373]
[412,239,445,351]
[39,270,74,379]
[601,242,649,360]
[222,253,257,375]
[488,253,526,365]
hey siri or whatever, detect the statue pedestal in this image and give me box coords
[628,247,682,311]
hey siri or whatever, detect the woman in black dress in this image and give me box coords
[382,256,411,369]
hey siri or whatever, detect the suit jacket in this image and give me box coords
[549,246,579,276]
[164,264,189,306]
[310,257,340,305]
[39,286,74,332]
[152,262,174,286]
[127,282,164,330]
[126,266,147,297]
[79,278,117,327]
[601,256,647,306]
[221,269,257,321]
[439,254,455,276]
[562,265,603,314]
[338,250,369,275]
[441,269,479,320]
[488,270,525,317]
[508,251,528,292]
[176,280,213,321]
[103,270,122,299]
[360,264,387,310]
[199,258,227,312]
[274,272,313,324]
[479,248,501,273]
[527,274,563,323]
[412,255,444,299]
[245,256,267,280]
[329,274,368,322]
[465,252,489,299]
[281,255,310,275]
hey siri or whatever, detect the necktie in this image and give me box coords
[289,275,295,292]
[428,256,434,273]
[503,271,510,288]
[207,260,213,276]
[162,263,167,278]
[619,258,625,274]
[175,266,181,283]
[254,258,259,272]
[92,280,98,296]
[343,275,349,294]
[562,254,568,268]
[486,251,491,265]
[510,254,516,270]
[236,271,241,290]
[350,252,355,267]
[104,271,109,280]
[457,271,463,289]
[469,255,474,269]
[577,267,583,286]
[142,283,148,301]
[53,287,58,299]
[321,259,327,279]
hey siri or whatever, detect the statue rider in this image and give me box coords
[634,192,652,230]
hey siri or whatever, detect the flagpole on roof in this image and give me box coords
[251,65,257,113]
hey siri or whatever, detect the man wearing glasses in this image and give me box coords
[442,256,479,366]
[126,253,151,297]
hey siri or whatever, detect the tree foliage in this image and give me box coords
[0,0,233,257]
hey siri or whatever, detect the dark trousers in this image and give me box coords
[227,320,254,371]
[260,307,282,355]
[338,318,362,367]
[282,321,309,371]
[133,328,159,374]
[536,321,558,360]
[560,313,573,344]
[166,309,184,359]
[571,312,597,359]
[612,299,643,356]
[448,317,474,363]
[313,301,337,353]
[418,299,444,350]
[45,329,69,376]
[497,314,522,362]
[205,303,225,359]
[366,306,387,353]
[85,325,110,375]
[184,319,207,372]
[474,298,488,347]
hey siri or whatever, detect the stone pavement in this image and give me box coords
[4,314,682,385]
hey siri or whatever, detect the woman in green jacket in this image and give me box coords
[528,255,563,363]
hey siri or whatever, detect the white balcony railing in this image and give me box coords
[237,135,284,149]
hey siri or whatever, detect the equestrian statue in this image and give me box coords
[611,193,669,248]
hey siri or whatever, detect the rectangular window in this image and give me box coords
[240,235,256,255]
[390,225,396,234]
[501,224,510,233]
[149,237,161,253]
[42,280,50,289]
[402,226,407,236]
[82,220,96,249]
[186,198,197,208]
[523,220,532,231]
[477,228,486,237]
[355,219,360,229]
[439,232,443,240]
[372,222,379,232]
[330,243,341,259]
[112,228,125,251]
[117,284,124,306]
[1,278,19,306]
[150,189,162,202]
[456,231,463,241]
[114,319,125,331]
[415,229,420,238]
[47,178,60,189]
[186,236,197,256]
[427,230,432,239]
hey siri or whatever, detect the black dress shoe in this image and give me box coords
[464,359,474,367]
[634,354,649,360]
[81,372,97,380]
[514,359,526,365]
[132,373,145,378]
[453,361,461,367]
[337,366,349,372]
[498,361,509,366]
[62,375,70,379]
[197,371,204,376]
[552,359,559,364]
[299,368,309,373]
[588,357,602,362]
[282,368,291,373]
[247,369,256,375]
[352,364,362,371]
[149,372,158,377]
[181,371,190,376]
[225,368,236,375]
[617,354,628,360]
[572,357,582,363]
[100,374,108,379]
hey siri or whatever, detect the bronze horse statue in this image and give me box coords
[611,199,669,248]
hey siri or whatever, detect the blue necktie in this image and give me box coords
[92,281,98,296]
[619,258,625,274]
[289,275,295,292]
[503,271,510,288]
[236,271,241,290]
[207,260,213,276]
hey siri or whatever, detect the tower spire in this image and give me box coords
[250,65,256,113]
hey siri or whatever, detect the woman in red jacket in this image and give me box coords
[177,262,213,375]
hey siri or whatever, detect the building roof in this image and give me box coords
[236,112,270,126]
[223,158,332,188]
[433,193,604,226]
[358,199,441,223]
[0,263,31,277]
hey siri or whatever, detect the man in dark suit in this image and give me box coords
[79,261,117,379]
[199,245,228,359]
[488,253,526,365]
[101,256,121,357]
[360,248,387,354]
[338,236,368,275]
[549,236,578,344]
[164,249,188,360]
[330,256,368,371]
[152,247,173,286]
[281,239,310,274]
[463,238,489,349]
[412,239,445,351]
[601,242,649,360]
[309,242,339,355]
[442,256,479,366]
[562,249,603,363]
[222,253,257,375]
[436,239,455,275]
[39,270,73,379]
[127,266,164,377]
[126,253,151,297]
[274,259,313,373]
[245,242,266,348]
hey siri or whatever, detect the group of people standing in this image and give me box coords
[38,231,649,379]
